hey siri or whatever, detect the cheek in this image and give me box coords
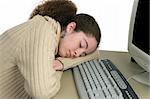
[62,37,78,49]
[60,40,70,49]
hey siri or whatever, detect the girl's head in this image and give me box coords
[29,1,101,58]
[58,14,101,58]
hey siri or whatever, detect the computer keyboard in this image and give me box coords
[73,59,139,99]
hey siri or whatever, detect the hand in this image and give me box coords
[53,59,64,71]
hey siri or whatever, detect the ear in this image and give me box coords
[66,22,76,34]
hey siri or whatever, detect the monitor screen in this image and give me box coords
[132,0,149,55]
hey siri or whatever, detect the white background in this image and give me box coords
[0,0,134,52]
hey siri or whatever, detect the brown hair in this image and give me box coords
[69,13,101,47]
[29,0,77,28]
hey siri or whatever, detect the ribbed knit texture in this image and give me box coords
[0,15,62,99]
[0,15,100,99]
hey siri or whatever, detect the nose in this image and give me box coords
[74,51,80,57]
[73,49,85,58]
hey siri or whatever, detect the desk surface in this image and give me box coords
[52,50,150,99]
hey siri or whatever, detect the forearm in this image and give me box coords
[57,50,100,70]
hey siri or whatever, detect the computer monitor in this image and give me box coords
[128,0,150,86]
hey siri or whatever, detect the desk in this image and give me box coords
[52,50,150,99]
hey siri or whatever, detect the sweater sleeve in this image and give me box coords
[17,17,62,99]
[58,50,100,70]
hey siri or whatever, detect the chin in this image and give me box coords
[58,51,65,57]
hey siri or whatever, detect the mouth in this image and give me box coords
[66,50,74,58]
[66,50,70,58]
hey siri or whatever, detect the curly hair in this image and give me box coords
[29,0,77,28]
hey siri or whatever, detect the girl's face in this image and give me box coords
[58,22,97,58]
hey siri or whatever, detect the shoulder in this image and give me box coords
[30,15,60,26]
[30,15,61,34]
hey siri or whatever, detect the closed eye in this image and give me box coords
[80,43,84,48]
[80,39,88,49]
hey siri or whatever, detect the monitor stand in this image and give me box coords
[132,71,150,86]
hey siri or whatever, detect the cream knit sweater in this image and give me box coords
[0,15,100,99]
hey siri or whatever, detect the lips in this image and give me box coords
[66,50,74,58]
[66,50,70,57]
